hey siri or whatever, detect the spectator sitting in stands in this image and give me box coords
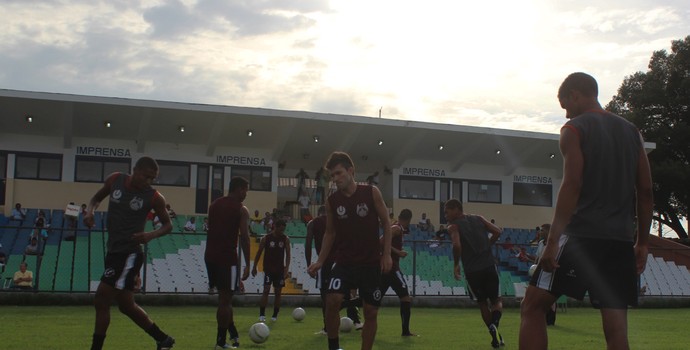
[10,203,27,221]
[165,204,177,219]
[13,262,33,290]
[424,218,435,234]
[81,203,88,216]
[25,237,40,255]
[33,211,49,241]
[250,210,262,224]
[0,248,6,272]
[434,225,449,241]
[263,211,273,233]
[184,217,197,232]
[202,217,209,232]
[418,213,428,231]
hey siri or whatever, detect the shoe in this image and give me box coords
[314,328,328,335]
[499,333,505,346]
[231,338,240,348]
[214,344,235,349]
[489,324,500,348]
[258,315,266,322]
[271,316,277,322]
[156,336,175,350]
[354,322,363,331]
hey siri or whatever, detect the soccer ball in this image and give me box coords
[249,322,270,344]
[528,264,538,277]
[339,317,354,333]
[292,307,306,321]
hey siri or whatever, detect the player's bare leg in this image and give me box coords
[600,308,629,350]
[519,286,556,350]
[325,292,345,349]
[259,284,271,321]
[91,282,115,349]
[361,302,379,350]
[272,287,283,320]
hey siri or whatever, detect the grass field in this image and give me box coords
[1,305,688,349]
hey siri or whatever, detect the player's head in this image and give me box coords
[228,176,249,201]
[132,156,159,188]
[444,199,464,221]
[325,151,355,191]
[558,72,599,118]
[274,219,287,235]
[398,209,413,228]
[317,205,326,216]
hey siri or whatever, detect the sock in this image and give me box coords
[272,307,280,318]
[145,323,168,342]
[216,327,227,346]
[491,310,502,328]
[228,322,239,340]
[91,333,106,350]
[328,337,340,350]
[400,301,411,334]
[260,307,266,316]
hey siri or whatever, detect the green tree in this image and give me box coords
[607,35,690,239]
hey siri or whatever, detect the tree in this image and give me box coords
[607,35,690,239]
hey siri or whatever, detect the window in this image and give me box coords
[155,160,190,186]
[0,153,6,206]
[467,180,501,203]
[75,156,131,183]
[399,177,435,200]
[15,153,62,180]
[232,166,272,191]
[513,183,553,207]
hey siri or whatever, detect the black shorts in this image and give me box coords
[380,269,410,298]
[316,261,335,290]
[327,264,383,307]
[264,271,285,288]
[530,235,637,309]
[101,252,144,291]
[205,261,240,293]
[465,265,500,303]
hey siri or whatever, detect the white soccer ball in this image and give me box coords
[249,322,270,344]
[528,264,538,277]
[339,317,354,333]
[292,307,306,321]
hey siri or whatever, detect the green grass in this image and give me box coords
[0,305,688,349]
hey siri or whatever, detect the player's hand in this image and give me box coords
[132,232,154,244]
[83,212,95,228]
[251,267,257,277]
[399,250,408,258]
[454,265,462,280]
[381,254,392,274]
[307,261,322,278]
[539,243,560,272]
[134,274,142,292]
[634,243,649,274]
[284,266,289,277]
[242,265,250,281]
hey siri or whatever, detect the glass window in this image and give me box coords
[156,161,190,186]
[0,153,6,179]
[467,180,501,203]
[513,183,553,207]
[15,153,62,180]
[232,167,272,191]
[76,156,131,183]
[399,177,435,200]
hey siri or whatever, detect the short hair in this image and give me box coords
[20,262,27,268]
[398,209,413,221]
[558,72,598,99]
[445,199,463,211]
[275,219,287,227]
[541,223,551,230]
[228,176,249,193]
[325,151,354,171]
[134,156,159,171]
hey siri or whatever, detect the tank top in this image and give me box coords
[106,173,157,254]
[205,195,243,265]
[390,224,407,271]
[263,233,288,274]
[311,215,335,264]
[451,215,495,273]
[328,185,380,266]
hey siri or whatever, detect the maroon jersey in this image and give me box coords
[328,184,380,266]
[391,223,407,271]
[205,196,242,266]
[311,215,335,264]
[263,233,288,274]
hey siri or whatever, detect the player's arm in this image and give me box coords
[373,186,392,273]
[479,215,502,244]
[308,201,334,276]
[448,224,463,280]
[284,236,291,278]
[84,173,118,227]
[543,126,584,272]
[132,192,172,244]
[385,225,407,258]
[634,133,654,274]
[239,206,251,280]
[252,236,266,277]
[305,219,314,266]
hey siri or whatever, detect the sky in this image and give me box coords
[1,0,689,134]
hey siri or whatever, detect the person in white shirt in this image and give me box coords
[184,217,197,232]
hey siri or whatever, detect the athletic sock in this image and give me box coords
[216,327,227,346]
[259,307,266,316]
[328,337,340,350]
[400,301,412,334]
[272,307,280,318]
[491,310,502,328]
[145,323,168,342]
[228,322,239,340]
[91,333,106,350]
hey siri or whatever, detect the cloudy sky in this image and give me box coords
[1,0,688,134]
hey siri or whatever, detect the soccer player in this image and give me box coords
[444,199,504,348]
[206,176,251,349]
[308,151,392,350]
[252,219,291,322]
[84,156,175,350]
[380,208,416,337]
[519,72,654,350]
[306,205,362,335]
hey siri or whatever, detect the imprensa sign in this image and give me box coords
[513,175,552,184]
[402,167,446,177]
[76,146,131,157]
